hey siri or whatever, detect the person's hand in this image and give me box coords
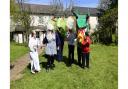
[74,39,77,42]
[86,39,89,42]
[33,46,37,52]
[57,46,59,50]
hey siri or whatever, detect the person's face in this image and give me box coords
[33,33,36,38]
[69,29,72,33]
[48,30,53,33]
[52,16,55,20]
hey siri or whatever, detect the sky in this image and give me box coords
[24,0,99,8]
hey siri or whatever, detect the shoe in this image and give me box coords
[46,66,50,72]
[52,64,55,67]
[81,66,85,69]
[46,68,50,72]
[78,63,81,67]
[50,66,54,70]
[86,66,89,68]
[31,71,35,74]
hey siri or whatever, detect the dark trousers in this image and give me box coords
[77,46,82,65]
[57,45,63,61]
[68,45,75,65]
[82,52,90,68]
[47,55,55,69]
[61,41,64,55]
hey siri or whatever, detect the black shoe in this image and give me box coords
[50,66,54,70]
[52,64,55,67]
[46,68,50,72]
[81,66,85,69]
[78,63,81,67]
[10,64,14,69]
[86,66,89,68]
[46,65,50,72]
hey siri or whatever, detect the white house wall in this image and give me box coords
[88,16,98,34]
[11,14,99,43]
[89,16,98,30]
[30,15,52,27]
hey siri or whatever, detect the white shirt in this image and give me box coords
[28,37,38,52]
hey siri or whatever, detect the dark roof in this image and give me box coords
[15,25,26,31]
[18,3,98,16]
[18,3,54,15]
[73,6,99,16]
[12,25,46,32]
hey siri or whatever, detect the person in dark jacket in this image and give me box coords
[56,28,63,62]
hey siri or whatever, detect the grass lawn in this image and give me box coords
[10,42,118,89]
[10,42,29,63]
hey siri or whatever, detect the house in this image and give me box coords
[10,3,99,43]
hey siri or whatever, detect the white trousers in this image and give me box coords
[30,51,41,72]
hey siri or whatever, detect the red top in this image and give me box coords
[81,36,91,53]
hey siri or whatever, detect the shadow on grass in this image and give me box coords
[62,56,78,67]
[27,62,47,70]
[27,54,79,70]
[27,63,31,70]
[40,54,48,69]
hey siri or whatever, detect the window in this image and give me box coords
[38,16,44,24]
[36,32,40,38]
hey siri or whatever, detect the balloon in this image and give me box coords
[77,29,86,43]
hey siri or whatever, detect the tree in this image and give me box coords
[50,0,74,16]
[11,0,32,43]
[96,0,118,45]
[50,0,64,15]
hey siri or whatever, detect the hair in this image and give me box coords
[86,14,89,21]
[31,31,36,37]
[85,32,89,36]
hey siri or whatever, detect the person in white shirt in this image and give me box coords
[28,31,41,74]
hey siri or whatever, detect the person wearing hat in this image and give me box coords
[45,23,57,71]
[81,32,91,68]
[28,31,41,74]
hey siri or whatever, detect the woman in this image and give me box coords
[45,23,57,71]
[28,31,41,74]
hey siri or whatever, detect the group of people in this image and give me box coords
[28,11,91,74]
